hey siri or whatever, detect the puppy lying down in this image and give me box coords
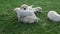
[47,11,60,22]
[14,7,40,23]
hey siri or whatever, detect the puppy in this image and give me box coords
[14,7,40,23]
[47,11,60,22]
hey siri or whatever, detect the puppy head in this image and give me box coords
[20,4,28,10]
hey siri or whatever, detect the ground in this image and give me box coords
[0,0,60,34]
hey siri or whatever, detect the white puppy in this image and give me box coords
[47,11,60,22]
[14,7,40,23]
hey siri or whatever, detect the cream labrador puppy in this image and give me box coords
[14,7,40,23]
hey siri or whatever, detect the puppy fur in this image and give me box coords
[21,16,40,23]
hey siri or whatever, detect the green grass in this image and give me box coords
[0,0,60,34]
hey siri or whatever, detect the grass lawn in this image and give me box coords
[0,0,60,34]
